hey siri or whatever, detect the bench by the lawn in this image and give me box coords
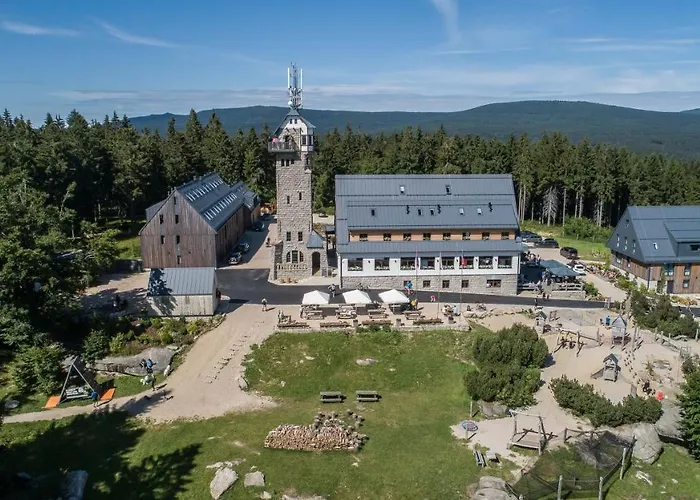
[361,319,392,326]
[320,321,350,329]
[278,321,310,329]
[356,390,380,402]
[320,391,344,403]
[474,450,487,467]
[414,318,443,325]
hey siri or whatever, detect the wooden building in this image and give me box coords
[139,173,260,268]
[608,205,700,294]
[146,267,218,316]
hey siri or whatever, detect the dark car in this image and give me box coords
[560,247,579,259]
[521,232,542,244]
[536,238,559,248]
[235,242,250,254]
[228,251,243,265]
[260,213,271,221]
[252,221,265,232]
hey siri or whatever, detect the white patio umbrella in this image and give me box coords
[379,289,410,304]
[302,290,330,306]
[342,289,372,305]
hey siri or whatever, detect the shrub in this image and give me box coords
[472,323,548,368]
[11,344,65,394]
[680,371,700,459]
[582,281,599,297]
[82,329,110,364]
[551,376,662,427]
[562,217,612,241]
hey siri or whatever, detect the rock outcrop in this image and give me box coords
[210,467,238,499]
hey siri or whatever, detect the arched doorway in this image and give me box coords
[312,252,321,275]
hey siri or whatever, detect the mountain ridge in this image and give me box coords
[129,100,700,158]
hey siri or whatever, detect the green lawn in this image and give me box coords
[521,221,609,261]
[116,235,141,260]
[2,328,699,499]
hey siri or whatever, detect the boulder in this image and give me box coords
[611,423,663,464]
[480,401,509,419]
[210,467,238,499]
[95,347,175,375]
[469,476,518,500]
[62,470,88,500]
[244,471,265,488]
[260,493,272,500]
[356,358,378,366]
[655,399,683,442]
[238,377,249,390]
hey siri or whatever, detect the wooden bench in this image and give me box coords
[368,310,388,318]
[356,390,380,402]
[305,311,324,320]
[474,450,487,467]
[404,312,423,320]
[414,318,443,325]
[320,391,343,403]
[278,321,310,329]
[320,321,350,329]
[361,319,392,326]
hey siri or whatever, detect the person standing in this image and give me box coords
[262,298,268,311]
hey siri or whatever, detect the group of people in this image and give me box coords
[140,358,157,391]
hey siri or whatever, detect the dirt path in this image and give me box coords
[4,304,300,424]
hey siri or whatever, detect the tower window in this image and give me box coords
[177,255,182,265]
[176,235,180,244]
[286,231,291,242]
[298,231,303,241]
[291,159,295,165]
[175,214,179,224]
[371,209,376,216]
[173,196,178,205]
[287,195,290,204]
[298,191,302,201]
[160,235,165,245]
[159,214,164,224]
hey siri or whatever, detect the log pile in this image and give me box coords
[264,411,368,452]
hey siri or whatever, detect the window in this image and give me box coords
[443,233,451,241]
[442,280,450,289]
[176,235,180,244]
[302,135,307,145]
[616,235,620,247]
[177,255,182,265]
[375,258,390,271]
[632,240,636,253]
[286,231,291,242]
[653,242,658,250]
[400,185,405,194]
[175,214,179,224]
[625,219,630,227]
[371,209,376,217]
[420,257,435,270]
[348,258,363,271]
[498,256,512,268]
[286,195,290,204]
[460,256,474,269]
[624,237,627,251]
[417,209,423,216]
[692,244,700,251]
[423,233,431,241]
[173,196,177,205]
[430,208,435,216]
[286,250,303,263]
[290,159,295,165]
[298,191,302,200]
[400,257,416,270]
[403,233,412,241]
[298,231,303,242]
[422,280,431,288]
[616,255,622,264]
[383,233,392,241]
[305,156,310,166]
[685,264,691,276]
[462,232,471,241]
[159,214,164,224]
[461,279,469,289]
[683,279,690,289]
[479,257,493,269]
[664,263,674,276]
[501,232,509,240]
[160,235,165,245]
[481,232,490,240]
[441,258,454,270]
[486,279,502,288]
[359,233,368,242]
[445,185,451,195]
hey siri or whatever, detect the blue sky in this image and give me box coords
[3,0,700,121]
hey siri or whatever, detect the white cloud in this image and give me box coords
[1,21,79,37]
[97,21,179,48]
[567,37,700,52]
[429,0,460,44]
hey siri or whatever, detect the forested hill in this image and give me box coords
[129,101,700,158]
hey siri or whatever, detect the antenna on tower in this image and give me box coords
[287,63,303,110]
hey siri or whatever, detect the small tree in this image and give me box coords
[82,329,110,364]
[11,344,65,394]
[680,371,700,459]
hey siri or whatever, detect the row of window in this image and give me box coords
[618,255,695,277]
[286,192,303,204]
[347,256,513,272]
[286,231,305,242]
[160,235,181,245]
[616,234,700,253]
[401,278,502,289]
[361,231,509,242]
[159,214,180,224]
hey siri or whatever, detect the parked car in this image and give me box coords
[236,242,250,253]
[228,251,243,265]
[570,263,586,275]
[560,247,579,259]
[252,221,265,232]
[521,233,543,245]
[536,238,559,248]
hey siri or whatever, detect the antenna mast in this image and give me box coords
[287,63,303,110]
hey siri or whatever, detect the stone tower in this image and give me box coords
[269,64,327,281]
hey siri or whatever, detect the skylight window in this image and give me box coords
[459,208,464,215]
[400,185,405,194]
[477,208,483,215]
[653,242,658,250]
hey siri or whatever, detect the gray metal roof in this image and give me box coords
[306,230,325,249]
[273,108,315,136]
[335,174,519,255]
[146,201,165,222]
[608,205,700,263]
[340,239,523,258]
[176,173,259,232]
[147,267,216,296]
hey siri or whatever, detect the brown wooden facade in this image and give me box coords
[140,192,250,269]
[610,251,700,294]
[349,229,515,243]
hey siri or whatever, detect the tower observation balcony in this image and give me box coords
[268,138,298,153]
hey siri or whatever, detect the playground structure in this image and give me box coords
[610,316,629,346]
[553,327,602,356]
[508,410,548,455]
[590,354,621,382]
[44,356,115,409]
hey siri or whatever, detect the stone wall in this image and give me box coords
[340,273,518,296]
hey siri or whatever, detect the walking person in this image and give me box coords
[90,390,99,408]
[262,298,268,311]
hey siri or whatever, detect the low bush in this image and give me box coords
[464,324,548,407]
[551,376,662,427]
[562,217,612,242]
[11,344,65,394]
[582,281,599,298]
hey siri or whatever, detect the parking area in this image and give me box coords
[222,218,274,270]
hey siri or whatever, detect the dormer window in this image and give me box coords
[632,240,636,253]
[371,209,376,217]
[653,242,658,250]
[445,185,451,195]
[625,219,630,227]
[400,185,405,194]
[430,208,435,216]
[417,209,423,216]
[477,208,483,215]
[459,208,464,215]
[616,235,619,247]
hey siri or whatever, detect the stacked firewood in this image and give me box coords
[264,411,368,451]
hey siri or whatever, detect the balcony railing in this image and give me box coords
[277,263,308,271]
[268,139,298,152]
